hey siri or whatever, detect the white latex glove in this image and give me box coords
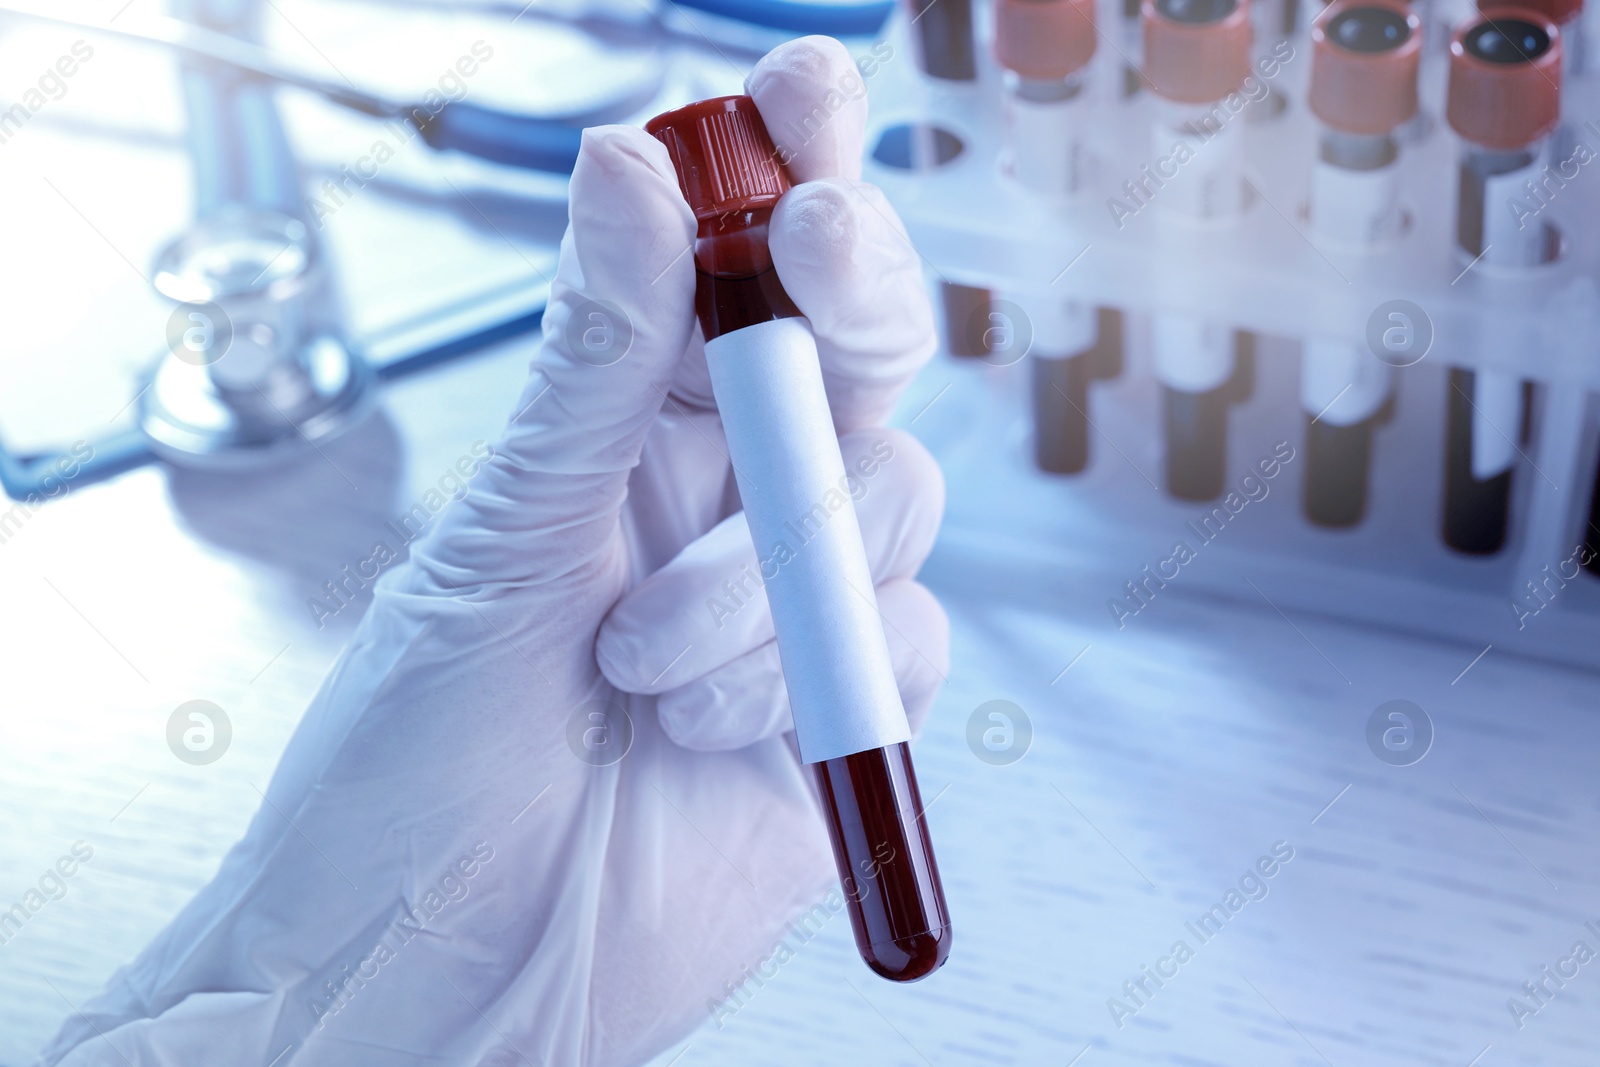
[40,36,946,1067]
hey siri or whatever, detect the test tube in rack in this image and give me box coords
[992,0,1116,472]
[901,0,996,358]
[1585,454,1600,575]
[1442,10,1562,554]
[1142,0,1255,500]
[1491,0,1600,574]
[1122,0,1151,95]
[1251,0,1300,116]
[906,0,979,79]
[1300,0,1421,526]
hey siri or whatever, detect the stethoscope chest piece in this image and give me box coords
[138,207,374,469]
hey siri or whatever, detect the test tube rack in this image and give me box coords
[866,0,1600,668]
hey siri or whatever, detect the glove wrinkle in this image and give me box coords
[597,429,943,696]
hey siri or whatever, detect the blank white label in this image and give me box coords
[704,317,911,764]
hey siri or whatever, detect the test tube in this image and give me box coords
[993,0,1108,472]
[1142,0,1254,500]
[1123,0,1150,95]
[902,0,994,356]
[1301,0,1420,526]
[1518,0,1600,577]
[942,282,997,357]
[647,97,952,982]
[1035,311,1129,471]
[1443,11,1561,554]
[1251,0,1300,116]
[1501,0,1600,571]
[1584,467,1600,575]
[997,0,1099,192]
[906,0,980,79]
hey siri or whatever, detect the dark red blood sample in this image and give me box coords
[815,743,952,981]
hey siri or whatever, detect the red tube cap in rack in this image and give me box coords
[1447,11,1562,150]
[995,0,1099,79]
[1142,0,1253,103]
[1310,0,1423,135]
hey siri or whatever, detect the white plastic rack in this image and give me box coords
[865,0,1600,669]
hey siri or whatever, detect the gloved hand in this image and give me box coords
[41,35,947,1067]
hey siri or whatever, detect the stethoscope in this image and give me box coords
[0,0,897,172]
[0,0,894,499]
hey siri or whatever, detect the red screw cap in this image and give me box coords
[1142,0,1254,104]
[645,95,791,221]
[995,0,1099,81]
[1447,11,1562,150]
[1310,0,1422,135]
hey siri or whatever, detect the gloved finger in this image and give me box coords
[656,578,948,751]
[747,37,938,434]
[417,124,697,584]
[770,177,938,434]
[746,35,868,183]
[596,427,944,694]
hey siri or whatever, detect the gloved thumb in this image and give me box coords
[419,124,698,583]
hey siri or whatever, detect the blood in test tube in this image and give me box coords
[1032,309,1131,470]
[1031,345,1093,472]
[1442,11,1561,554]
[1142,0,1254,500]
[993,0,1117,473]
[646,97,952,982]
[1300,0,1420,526]
[942,281,996,358]
[905,0,979,79]
[1583,468,1600,576]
